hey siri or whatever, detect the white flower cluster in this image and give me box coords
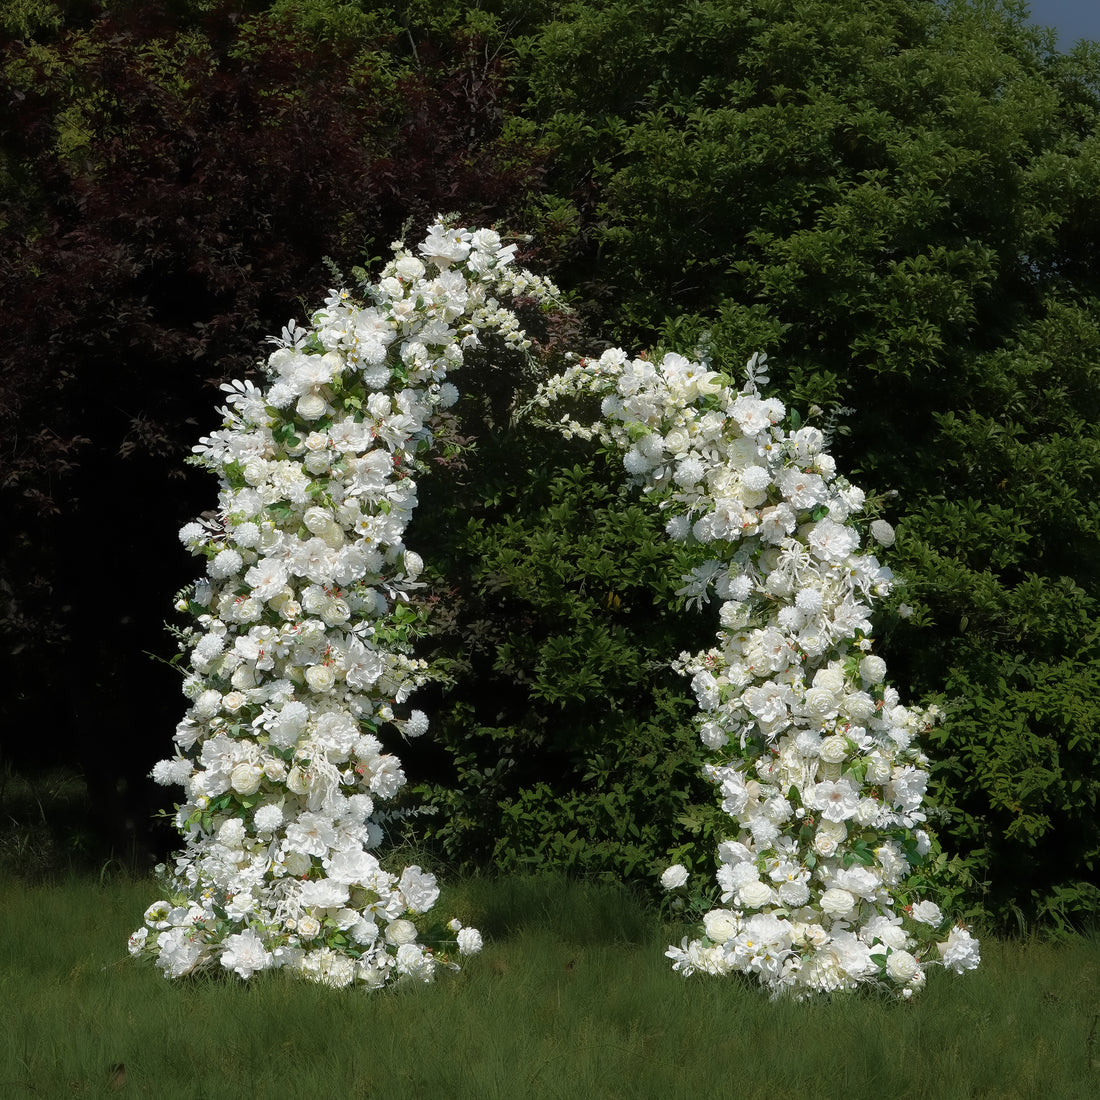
[534,348,980,997]
[131,223,554,986]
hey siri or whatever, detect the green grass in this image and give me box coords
[2,873,1098,1099]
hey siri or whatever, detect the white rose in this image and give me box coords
[663,428,689,455]
[321,521,344,549]
[286,766,310,795]
[232,597,263,623]
[297,393,327,420]
[843,692,875,722]
[305,664,336,693]
[222,690,246,713]
[230,666,256,690]
[660,864,689,890]
[876,924,909,950]
[303,507,330,535]
[871,519,896,547]
[819,735,850,764]
[813,821,845,858]
[321,600,351,626]
[910,900,943,927]
[885,949,919,982]
[819,887,856,918]
[803,687,838,720]
[866,752,891,784]
[855,797,881,825]
[263,758,287,782]
[738,880,774,909]
[230,763,262,796]
[858,655,887,684]
[385,919,418,946]
[243,459,268,485]
[282,850,310,877]
[703,909,740,943]
[297,915,321,940]
[813,665,847,695]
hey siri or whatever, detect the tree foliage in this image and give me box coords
[505,0,1100,927]
[0,0,544,853]
[3,0,1098,928]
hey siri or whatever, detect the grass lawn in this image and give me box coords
[2,873,1098,1099]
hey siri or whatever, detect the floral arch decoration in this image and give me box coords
[132,222,979,996]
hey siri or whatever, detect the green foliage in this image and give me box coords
[6,0,1100,931]
[399,382,726,887]
[502,0,1100,931]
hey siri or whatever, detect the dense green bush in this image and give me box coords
[503,0,1100,927]
[3,0,1098,928]
[396,375,727,884]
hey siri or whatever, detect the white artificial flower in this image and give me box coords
[910,900,943,927]
[456,927,483,955]
[221,929,272,979]
[143,222,968,996]
[938,927,981,973]
[661,864,690,890]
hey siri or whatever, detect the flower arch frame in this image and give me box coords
[132,222,978,996]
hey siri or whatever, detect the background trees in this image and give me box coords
[502,0,1100,927]
[3,0,1097,929]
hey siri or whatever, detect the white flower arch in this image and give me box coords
[132,222,978,995]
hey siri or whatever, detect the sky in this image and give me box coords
[1025,0,1100,49]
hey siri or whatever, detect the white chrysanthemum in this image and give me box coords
[404,709,430,738]
[208,547,243,580]
[151,758,192,786]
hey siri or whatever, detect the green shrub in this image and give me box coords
[402,399,727,887]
